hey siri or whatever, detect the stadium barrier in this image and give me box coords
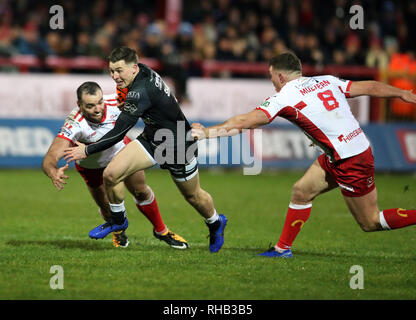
[0,56,382,121]
[5,56,415,122]
[0,74,369,123]
[0,55,161,72]
[0,55,377,78]
[1,118,415,172]
[201,60,379,78]
[182,77,370,124]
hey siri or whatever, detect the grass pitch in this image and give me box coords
[1,168,415,300]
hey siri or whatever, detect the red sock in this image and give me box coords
[135,190,167,234]
[380,208,416,230]
[276,203,312,250]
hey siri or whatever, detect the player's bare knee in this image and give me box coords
[134,193,148,202]
[358,216,382,232]
[183,189,202,206]
[359,223,377,232]
[132,187,149,202]
[184,192,198,205]
[291,182,310,202]
[103,168,121,187]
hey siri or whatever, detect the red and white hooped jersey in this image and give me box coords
[57,93,127,169]
[256,75,370,162]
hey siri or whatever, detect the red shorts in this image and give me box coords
[74,136,131,188]
[75,163,105,188]
[318,147,375,197]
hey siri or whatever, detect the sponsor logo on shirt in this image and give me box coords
[59,126,72,136]
[126,91,140,99]
[123,102,138,114]
[337,128,363,143]
[260,100,270,108]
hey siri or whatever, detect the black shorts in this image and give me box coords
[136,134,199,182]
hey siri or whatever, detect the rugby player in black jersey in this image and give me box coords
[64,46,227,253]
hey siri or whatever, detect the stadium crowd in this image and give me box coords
[0,0,415,116]
[1,0,415,67]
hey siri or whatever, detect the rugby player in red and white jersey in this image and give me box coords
[192,52,416,258]
[42,81,188,249]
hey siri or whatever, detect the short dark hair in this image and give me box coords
[108,46,138,64]
[269,52,302,73]
[76,81,102,102]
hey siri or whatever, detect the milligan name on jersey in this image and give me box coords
[299,80,330,96]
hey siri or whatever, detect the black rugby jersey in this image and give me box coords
[85,64,194,158]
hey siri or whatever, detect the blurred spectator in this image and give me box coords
[201,14,217,43]
[388,50,416,120]
[292,33,309,63]
[0,8,18,57]
[159,39,186,99]
[231,38,247,61]
[176,22,194,57]
[45,32,60,55]
[333,49,346,65]
[201,41,216,60]
[91,32,112,59]
[0,35,17,57]
[74,32,94,56]
[344,32,364,65]
[123,29,142,55]
[15,23,53,57]
[305,33,325,67]
[216,36,234,60]
[299,0,314,29]
[380,0,397,38]
[365,39,389,69]
[59,34,75,57]
[272,39,288,56]
[141,22,163,58]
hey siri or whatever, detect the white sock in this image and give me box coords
[154,227,168,235]
[109,201,126,213]
[274,245,288,253]
[379,211,391,230]
[205,210,219,224]
[134,187,155,206]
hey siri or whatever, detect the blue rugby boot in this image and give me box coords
[206,214,228,253]
[89,218,129,239]
[257,247,293,258]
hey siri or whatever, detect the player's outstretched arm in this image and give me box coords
[42,137,71,190]
[191,109,269,140]
[63,111,136,162]
[349,80,416,103]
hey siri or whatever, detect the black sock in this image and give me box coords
[206,219,220,232]
[111,210,126,225]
